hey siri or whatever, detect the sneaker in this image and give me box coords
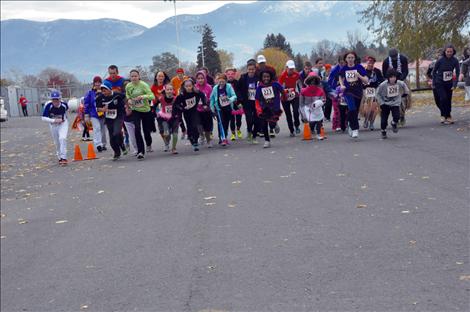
[269,129,275,138]
[381,131,387,139]
[102,146,107,151]
[335,127,342,132]
[112,154,120,161]
[237,129,242,139]
[274,124,280,134]
[59,158,66,165]
[199,137,206,146]
[295,127,301,134]
[447,117,454,124]
[263,141,271,148]
[317,135,324,141]
[193,144,199,152]
[252,138,259,145]
[164,144,169,152]
[369,123,375,131]
[137,153,144,160]
[399,117,406,127]
[363,119,369,129]
[132,151,138,156]
[207,141,213,148]
[81,137,87,142]
[391,122,398,133]
[348,127,352,137]
[146,146,153,153]
[351,130,359,138]
[289,132,295,137]
[97,146,103,153]
[181,133,186,140]
[230,133,236,141]
[171,149,178,155]
[247,132,253,141]
[122,148,128,156]
[221,140,227,147]
[440,116,446,124]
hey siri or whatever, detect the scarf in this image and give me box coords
[389,54,402,74]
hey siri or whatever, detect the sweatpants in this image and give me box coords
[259,119,270,142]
[344,94,361,130]
[132,111,153,155]
[49,120,68,160]
[123,120,138,155]
[90,117,103,148]
[331,97,341,130]
[282,97,300,133]
[219,107,232,140]
[380,105,400,131]
[309,120,323,135]
[106,118,124,156]
[183,109,201,146]
[243,100,259,136]
[435,83,453,118]
[98,118,107,148]
[432,88,441,116]
[22,106,28,117]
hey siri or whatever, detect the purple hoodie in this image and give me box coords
[195,71,213,112]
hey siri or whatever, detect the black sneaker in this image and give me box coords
[137,153,144,160]
[381,131,387,139]
[289,132,295,137]
[392,122,398,133]
[269,129,275,138]
[97,146,103,153]
[102,146,107,151]
[112,154,120,161]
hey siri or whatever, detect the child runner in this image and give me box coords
[210,73,238,147]
[279,60,301,137]
[174,79,206,151]
[338,51,369,139]
[125,69,155,160]
[42,91,69,165]
[361,56,384,130]
[194,70,213,146]
[376,68,410,139]
[151,71,171,139]
[122,80,138,156]
[97,81,126,160]
[299,72,326,140]
[432,44,460,124]
[84,76,105,151]
[328,56,345,132]
[255,70,284,148]
[237,59,261,144]
[226,68,243,140]
[156,83,180,154]
[171,67,189,139]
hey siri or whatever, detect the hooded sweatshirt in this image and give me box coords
[210,83,237,111]
[432,47,460,87]
[376,80,409,107]
[83,88,100,118]
[300,85,326,122]
[255,81,284,114]
[279,70,300,101]
[195,71,213,112]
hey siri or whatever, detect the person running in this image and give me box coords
[174,79,206,151]
[427,49,443,116]
[323,63,333,121]
[210,73,238,147]
[314,58,325,80]
[298,61,313,89]
[361,56,384,130]
[18,94,28,117]
[279,60,301,137]
[122,80,138,156]
[171,67,189,140]
[84,76,105,151]
[125,69,155,160]
[194,70,213,146]
[201,67,215,86]
[255,70,284,148]
[459,47,470,102]
[42,91,69,165]
[382,48,409,126]
[328,55,346,132]
[151,71,171,139]
[96,81,126,160]
[226,68,243,140]
[237,59,261,144]
[432,44,460,124]
[376,68,410,139]
[256,54,279,137]
[338,51,369,139]
[299,72,326,140]
[156,83,180,154]
[77,98,91,141]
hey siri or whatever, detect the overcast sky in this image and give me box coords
[0,1,256,28]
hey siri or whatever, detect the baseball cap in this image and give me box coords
[50,91,61,99]
[176,68,184,74]
[257,55,267,63]
[93,76,102,83]
[286,60,295,69]
[100,80,113,91]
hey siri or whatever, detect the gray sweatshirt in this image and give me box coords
[376,80,409,107]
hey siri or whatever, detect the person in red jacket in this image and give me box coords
[18,94,28,117]
[279,60,301,136]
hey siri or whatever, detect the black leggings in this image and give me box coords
[309,120,323,135]
[282,98,300,133]
[243,100,259,135]
[183,109,200,145]
[339,104,348,131]
[230,114,242,132]
[132,111,153,154]
[82,123,90,138]
[380,105,400,131]
[106,118,124,156]
[259,119,271,141]
[435,83,453,118]
[323,96,332,120]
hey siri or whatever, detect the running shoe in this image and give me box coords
[289,132,295,137]
[381,131,387,139]
[274,124,280,134]
[137,153,144,160]
[351,130,359,138]
[295,127,301,134]
[237,129,242,139]
[230,133,236,141]
[112,154,120,161]
[146,146,153,153]
[263,141,271,148]
[392,122,398,133]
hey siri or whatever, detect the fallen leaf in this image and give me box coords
[204,196,217,200]
[55,220,68,224]
[361,185,367,189]
[205,202,216,206]
[356,204,367,208]
[421,176,430,180]
[459,275,470,281]
[336,173,346,177]
[401,210,410,214]
[232,180,241,184]
[456,262,464,265]
[409,240,417,245]
[80,304,89,310]
[398,178,405,181]
[0,236,6,239]
[97,190,105,194]
[263,180,272,183]
[228,202,236,208]
[18,219,28,224]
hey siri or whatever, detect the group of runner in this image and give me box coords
[42,44,464,165]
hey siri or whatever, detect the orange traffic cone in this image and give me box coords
[86,142,97,160]
[320,126,327,139]
[302,122,313,140]
[73,144,84,161]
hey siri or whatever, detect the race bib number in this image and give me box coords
[133,99,144,108]
[185,97,196,110]
[164,106,172,114]
[365,87,376,98]
[387,85,399,97]
[443,71,453,82]
[106,109,117,119]
[262,86,274,100]
[345,70,358,83]
[248,88,256,101]
[287,88,296,101]
[219,95,231,107]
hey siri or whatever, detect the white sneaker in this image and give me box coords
[207,141,213,148]
[164,145,169,152]
[335,127,342,132]
[274,124,280,134]
[348,127,352,137]
[263,141,271,148]
[146,146,153,153]
[317,135,324,141]
[352,130,359,138]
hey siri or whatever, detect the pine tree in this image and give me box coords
[196,24,221,75]
[294,53,304,71]
[263,33,293,57]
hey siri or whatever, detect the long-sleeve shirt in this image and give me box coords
[42,101,68,123]
[125,81,155,113]
[95,92,126,119]
[299,85,326,122]
[83,89,100,118]
[382,55,409,81]
[328,64,342,90]
[210,83,237,111]
[461,58,470,86]
[432,55,460,88]
[376,80,409,107]
[255,81,284,111]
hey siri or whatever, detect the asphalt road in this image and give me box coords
[1,104,469,312]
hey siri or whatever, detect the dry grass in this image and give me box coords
[412,89,469,107]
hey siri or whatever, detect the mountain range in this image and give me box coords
[1,1,368,81]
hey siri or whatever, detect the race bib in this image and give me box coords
[185,97,196,110]
[106,109,117,119]
[164,106,172,114]
[365,87,376,98]
[345,70,358,83]
[248,88,256,101]
[133,99,144,108]
[219,95,231,107]
[443,71,453,82]
[262,86,274,100]
[387,85,399,97]
[287,88,296,101]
